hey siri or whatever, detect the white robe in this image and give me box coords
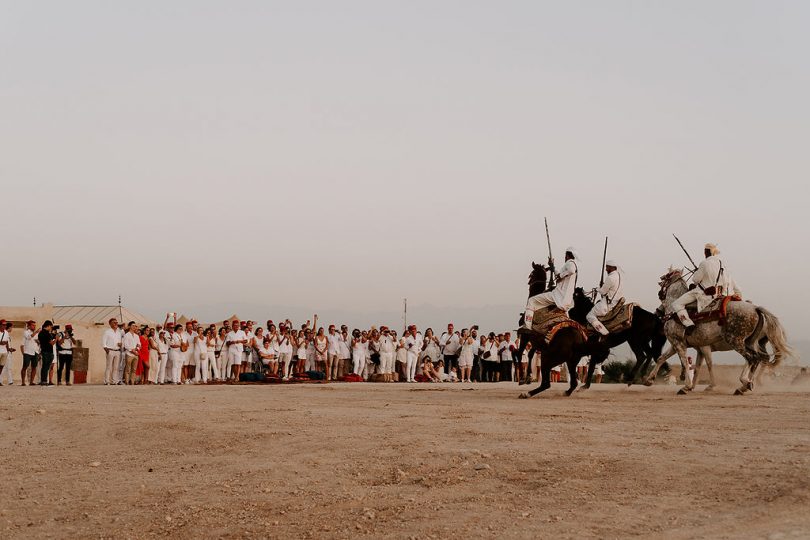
[589,270,624,319]
[526,259,578,311]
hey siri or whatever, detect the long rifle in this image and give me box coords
[673,234,699,271]
[599,236,609,287]
[544,217,555,290]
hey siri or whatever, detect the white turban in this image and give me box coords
[564,246,579,260]
[606,259,618,267]
[704,243,720,256]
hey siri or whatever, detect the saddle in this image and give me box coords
[683,295,742,326]
[597,298,635,334]
[530,306,588,344]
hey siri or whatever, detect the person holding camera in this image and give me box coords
[439,323,461,375]
[21,320,40,386]
[37,321,57,386]
[56,324,76,386]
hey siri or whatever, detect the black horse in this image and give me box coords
[516,263,588,398]
[569,288,666,387]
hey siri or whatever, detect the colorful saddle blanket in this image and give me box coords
[686,295,742,325]
[530,306,588,344]
[597,299,635,334]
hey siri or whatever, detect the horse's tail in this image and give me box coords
[755,307,794,367]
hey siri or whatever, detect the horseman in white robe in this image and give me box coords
[586,260,624,336]
[523,247,579,329]
[672,243,741,330]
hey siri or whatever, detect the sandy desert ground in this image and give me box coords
[1,372,809,539]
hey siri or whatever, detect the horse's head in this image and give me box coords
[528,262,548,297]
[569,287,594,324]
[529,261,546,284]
[658,267,687,309]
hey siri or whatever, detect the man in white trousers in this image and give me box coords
[586,260,625,336]
[671,243,742,332]
[523,247,579,329]
[102,318,123,385]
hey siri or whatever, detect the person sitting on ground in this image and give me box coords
[421,357,441,382]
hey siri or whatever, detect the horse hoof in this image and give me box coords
[677,388,689,395]
[733,388,744,396]
[642,380,653,387]
[518,392,529,400]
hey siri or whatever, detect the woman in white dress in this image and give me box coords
[205,327,219,382]
[278,326,293,380]
[252,327,265,374]
[351,329,366,376]
[458,329,474,383]
[194,327,209,384]
[215,327,227,381]
[314,328,328,378]
[168,325,183,385]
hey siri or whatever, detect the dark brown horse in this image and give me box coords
[516,263,588,398]
[568,288,667,388]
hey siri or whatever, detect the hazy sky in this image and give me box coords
[1,1,807,335]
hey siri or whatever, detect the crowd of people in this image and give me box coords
[0,316,603,386]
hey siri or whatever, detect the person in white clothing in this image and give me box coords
[102,318,123,385]
[226,320,248,380]
[214,327,227,381]
[523,247,579,329]
[155,326,169,384]
[0,320,11,385]
[278,325,294,380]
[378,327,396,382]
[167,325,183,384]
[458,329,474,383]
[351,329,366,376]
[404,325,423,383]
[586,260,625,336]
[193,327,209,383]
[122,322,141,385]
[671,243,742,330]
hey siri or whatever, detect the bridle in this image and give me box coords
[657,269,684,301]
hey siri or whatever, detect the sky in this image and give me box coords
[1,1,807,338]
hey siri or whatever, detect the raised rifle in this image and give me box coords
[545,217,555,290]
[673,234,699,271]
[599,236,608,288]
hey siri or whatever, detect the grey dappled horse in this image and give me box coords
[644,269,793,395]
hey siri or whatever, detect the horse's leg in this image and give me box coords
[689,351,703,391]
[671,343,693,395]
[626,339,647,386]
[517,336,531,386]
[520,361,551,399]
[581,356,596,390]
[700,347,715,391]
[565,357,579,396]
[644,344,677,385]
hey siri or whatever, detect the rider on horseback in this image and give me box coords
[671,243,742,331]
[523,247,578,330]
[586,260,624,336]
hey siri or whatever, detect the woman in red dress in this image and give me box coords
[137,326,151,384]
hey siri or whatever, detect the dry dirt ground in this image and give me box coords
[1,374,809,539]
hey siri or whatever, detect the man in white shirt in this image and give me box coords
[439,323,461,375]
[102,318,123,385]
[21,320,40,386]
[226,320,248,381]
[122,322,141,385]
[327,325,340,381]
